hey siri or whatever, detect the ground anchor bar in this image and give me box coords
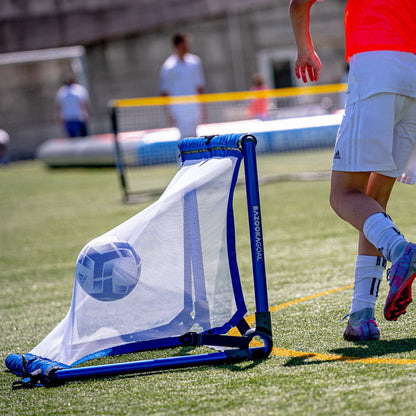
[50,347,266,383]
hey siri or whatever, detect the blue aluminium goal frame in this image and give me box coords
[9,134,272,389]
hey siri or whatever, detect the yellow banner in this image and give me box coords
[111,83,348,108]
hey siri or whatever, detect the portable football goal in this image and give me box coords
[6,133,273,388]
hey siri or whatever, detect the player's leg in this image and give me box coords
[80,121,88,137]
[329,92,391,339]
[330,171,392,340]
[355,173,395,310]
[342,173,394,340]
[332,92,416,326]
[331,169,414,337]
[329,170,386,232]
[369,97,416,321]
[358,172,395,253]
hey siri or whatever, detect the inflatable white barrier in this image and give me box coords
[36,114,343,168]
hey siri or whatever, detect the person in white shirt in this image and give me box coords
[159,33,206,140]
[56,73,91,138]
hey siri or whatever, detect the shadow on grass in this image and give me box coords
[282,337,416,367]
[330,337,416,358]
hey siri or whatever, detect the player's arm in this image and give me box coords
[289,0,322,83]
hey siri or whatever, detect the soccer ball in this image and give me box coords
[75,236,141,302]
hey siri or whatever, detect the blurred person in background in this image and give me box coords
[0,129,10,165]
[159,32,206,140]
[246,72,270,120]
[56,72,91,138]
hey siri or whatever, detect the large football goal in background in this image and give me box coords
[109,83,346,203]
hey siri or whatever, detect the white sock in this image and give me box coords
[363,212,408,263]
[350,255,386,314]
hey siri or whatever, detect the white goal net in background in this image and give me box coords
[109,83,346,202]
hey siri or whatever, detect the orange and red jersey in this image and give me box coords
[345,0,416,61]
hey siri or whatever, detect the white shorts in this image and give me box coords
[332,92,416,181]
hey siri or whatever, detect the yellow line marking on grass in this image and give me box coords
[234,284,416,366]
[268,346,416,365]
[269,285,355,314]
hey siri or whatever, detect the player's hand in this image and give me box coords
[294,52,322,83]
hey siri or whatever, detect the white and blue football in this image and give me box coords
[75,236,141,302]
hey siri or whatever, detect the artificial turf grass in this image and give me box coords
[2,153,416,416]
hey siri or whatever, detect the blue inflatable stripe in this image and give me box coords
[254,125,339,154]
[5,353,69,377]
[137,140,179,166]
